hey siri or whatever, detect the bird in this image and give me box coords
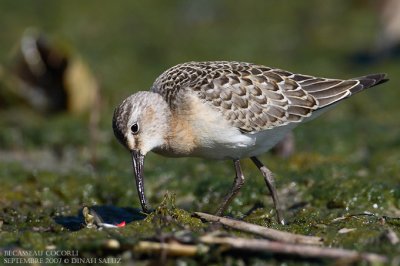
[112,61,388,224]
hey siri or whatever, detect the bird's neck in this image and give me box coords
[152,95,198,157]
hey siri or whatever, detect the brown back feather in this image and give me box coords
[151,61,388,133]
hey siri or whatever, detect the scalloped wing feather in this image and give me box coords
[151,61,387,133]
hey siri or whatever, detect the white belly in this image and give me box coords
[192,104,332,160]
[190,123,297,160]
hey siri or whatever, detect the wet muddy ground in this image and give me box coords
[1,1,400,265]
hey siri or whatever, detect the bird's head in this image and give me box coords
[112,91,171,212]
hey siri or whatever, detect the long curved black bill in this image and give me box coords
[131,150,150,213]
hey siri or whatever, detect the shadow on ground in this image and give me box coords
[54,205,146,231]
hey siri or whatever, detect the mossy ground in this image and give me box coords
[1,1,399,265]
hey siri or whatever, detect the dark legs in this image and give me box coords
[215,160,245,216]
[215,157,285,225]
[251,156,285,225]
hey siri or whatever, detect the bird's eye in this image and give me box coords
[130,123,139,134]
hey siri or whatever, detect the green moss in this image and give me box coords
[1,1,400,264]
[143,192,204,230]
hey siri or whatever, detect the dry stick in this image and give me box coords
[133,241,209,257]
[199,236,387,264]
[133,238,387,263]
[193,212,323,245]
[384,228,399,245]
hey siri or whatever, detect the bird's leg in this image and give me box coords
[250,156,285,225]
[215,160,245,216]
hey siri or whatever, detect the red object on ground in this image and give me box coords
[116,221,126,227]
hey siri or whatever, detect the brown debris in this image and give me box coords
[193,212,323,245]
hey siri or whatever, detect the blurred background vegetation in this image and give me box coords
[0,0,399,264]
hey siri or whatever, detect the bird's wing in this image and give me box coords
[151,61,387,133]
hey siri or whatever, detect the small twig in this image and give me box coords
[193,212,322,245]
[133,241,208,257]
[199,236,387,263]
[332,212,376,222]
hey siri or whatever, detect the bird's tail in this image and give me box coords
[349,73,389,94]
[301,73,389,109]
